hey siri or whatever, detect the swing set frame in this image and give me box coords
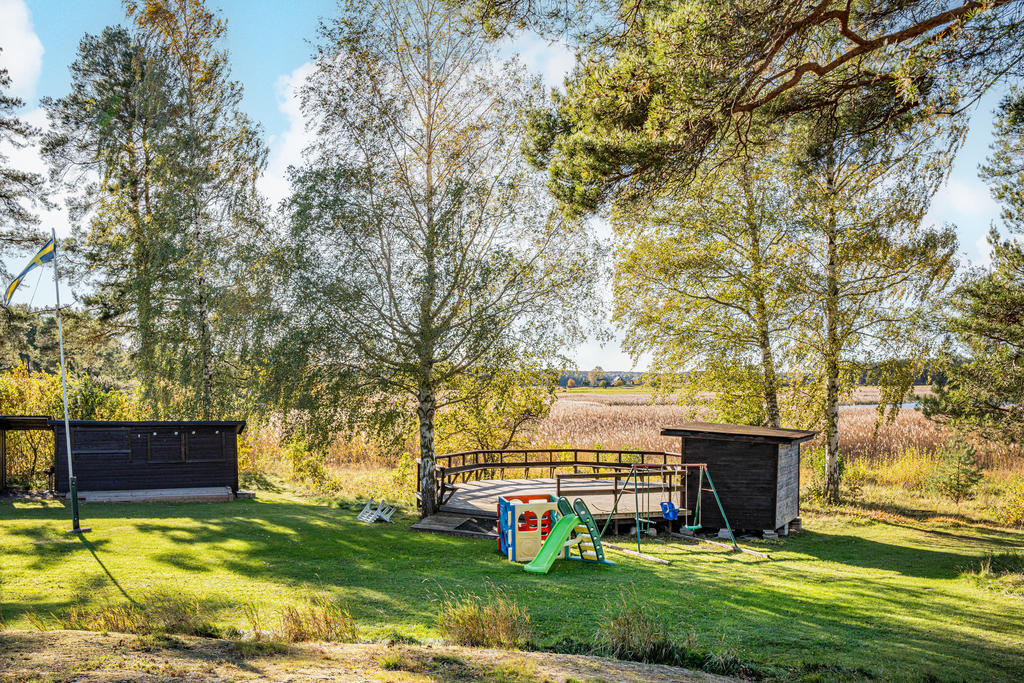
[598,462,739,555]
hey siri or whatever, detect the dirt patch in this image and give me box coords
[0,630,732,682]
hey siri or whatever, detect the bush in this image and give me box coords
[436,589,531,649]
[932,439,984,503]
[284,439,337,492]
[278,595,357,643]
[804,447,847,501]
[999,478,1024,527]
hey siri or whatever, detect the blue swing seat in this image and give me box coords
[660,501,679,520]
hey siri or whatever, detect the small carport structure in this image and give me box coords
[0,415,54,492]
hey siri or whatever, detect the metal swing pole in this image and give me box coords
[51,229,88,534]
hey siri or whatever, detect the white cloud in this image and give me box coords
[259,62,316,208]
[503,33,575,91]
[0,0,44,100]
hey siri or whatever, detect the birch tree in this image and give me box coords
[792,113,959,502]
[283,0,595,515]
[613,152,813,427]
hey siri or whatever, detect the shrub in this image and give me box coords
[566,378,576,388]
[284,439,337,492]
[278,595,357,643]
[803,447,847,501]
[932,439,984,503]
[999,478,1024,527]
[436,589,531,649]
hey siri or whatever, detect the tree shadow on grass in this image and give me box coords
[4,498,1024,680]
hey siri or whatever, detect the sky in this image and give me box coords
[0,0,1014,371]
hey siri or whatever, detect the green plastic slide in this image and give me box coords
[523,513,580,574]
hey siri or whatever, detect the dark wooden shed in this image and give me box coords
[661,422,816,533]
[52,420,246,494]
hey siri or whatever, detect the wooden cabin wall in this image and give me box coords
[775,442,800,528]
[680,437,780,531]
[54,423,239,493]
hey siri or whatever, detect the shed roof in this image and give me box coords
[0,415,53,431]
[49,419,247,434]
[661,421,817,444]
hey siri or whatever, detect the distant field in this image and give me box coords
[560,384,933,406]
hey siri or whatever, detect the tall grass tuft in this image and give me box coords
[436,589,531,649]
[36,592,220,637]
[278,594,357,643]
[963,552,1024,596]
[593,593,680,664]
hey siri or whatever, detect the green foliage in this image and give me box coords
[0,306,131,387]
[1001,479,1024,528]
[43,4,274,421]
[437,367,558,452]
[0,365,139,487]
[282,439,333,492]
[277,0,596,514]
[931,439,984,503]
[0,49,47,256]
[505,1,1019,215]
[613,150,815,428]
[926,90,1024,447]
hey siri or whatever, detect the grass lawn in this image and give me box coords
[2,490,1023,681]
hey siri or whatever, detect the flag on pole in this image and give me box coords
[2,238,56,308]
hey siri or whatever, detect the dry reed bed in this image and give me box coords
[531,400,1022,475]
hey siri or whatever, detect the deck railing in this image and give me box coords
[417,448,685,507]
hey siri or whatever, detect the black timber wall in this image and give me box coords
[681,437,790,531]
[53,421,243,493]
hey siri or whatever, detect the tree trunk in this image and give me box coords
[756,315,782,428]
[745,174,782,429]
[823,183,841,504]
[417,385,438,517]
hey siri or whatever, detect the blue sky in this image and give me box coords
[0,0,1014,370]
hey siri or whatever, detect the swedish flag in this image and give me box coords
[3,238,56,308]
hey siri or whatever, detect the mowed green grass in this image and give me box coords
[2,491,1023,681]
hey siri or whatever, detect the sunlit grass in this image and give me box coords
[2,487,1023,680]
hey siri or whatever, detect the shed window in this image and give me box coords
[187,432,225,462]
[148,433,184,463]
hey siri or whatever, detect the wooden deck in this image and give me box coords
[440,477,683,521]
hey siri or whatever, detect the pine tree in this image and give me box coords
[42,26,175,411]
[933,438,984,503]
[924,90,1024,445]
[0,50,47,273]
[125,0,270,419]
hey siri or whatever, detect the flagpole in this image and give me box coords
[51,228,88,534]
